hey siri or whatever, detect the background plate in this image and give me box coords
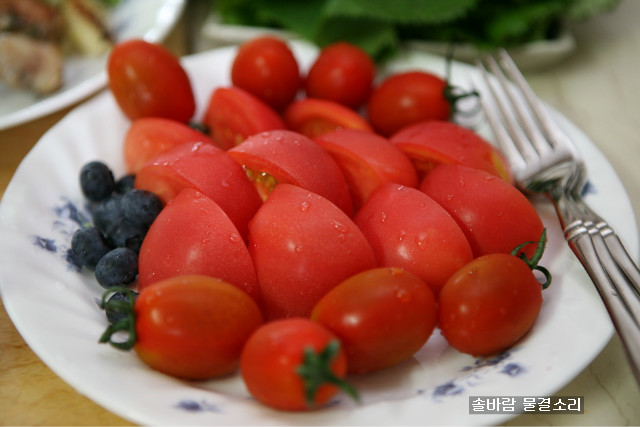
[0,43,637,425]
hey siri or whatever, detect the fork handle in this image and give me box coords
[558,193,640,382]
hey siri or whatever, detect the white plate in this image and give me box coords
[0,0,186,131]
[0,43,638,426]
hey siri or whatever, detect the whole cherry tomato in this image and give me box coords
[100,275,263,380]
[438,251,545,356]
[311,267,437,374]
[367,71,449,137]
[107,39,195,122]
[240,318,357,411]
[231,36,302,110]
[305,41,375,109]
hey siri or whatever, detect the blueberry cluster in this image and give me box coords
[70,161,163,289]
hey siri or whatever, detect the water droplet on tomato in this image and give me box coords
[229,233,241,243]
[299,201,310,212]
[261,131,271,138]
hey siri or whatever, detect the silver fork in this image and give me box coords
[473,49,640,383]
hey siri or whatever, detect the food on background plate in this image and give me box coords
[0,0,115,94]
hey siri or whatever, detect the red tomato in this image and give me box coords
[390,120,513,182]
[283,98,373,139]
[248,184,376,319]
[311,267,437,374]
[228,129,353,216]
[107,39,195,122]
[354,183,473,295]
[133,275,263,380]
[134,141,261,238]
[241,318,355,411]
[419,164,544,258]
[438,253,543,356]
[137,189,260,304]
[123,117,216,174]
[203,86,286,149]
[305,41,375,109]
[231,36,302,110]
[313,129,418,210]
[367,71,449,137]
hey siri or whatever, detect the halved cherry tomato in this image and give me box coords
[313,128,418,210]
[305,41,375,109]
[241,318,356,411]
[283,98,373,139]
[107,39,195,122]
[231,36,302,111]
[311,267,437,374]
[137,189,260,303]
[367,71,449,137]
[132,275,263,380]
[420,164,544,258]
[123,117,215,174]
[390,120,512,182]
[438,253,544,356]
[203,86,286,149]
[354,183,473,295]
[248,184,376,319]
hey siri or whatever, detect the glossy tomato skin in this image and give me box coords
[305,41,375,109]
[137,189,260,304]
[354,183,473,295]
[390,120,513,182]
[134,274,263,380]
[283,98,373,139]
[228,129,353,216]
[240,318,348,411]
[107,39,195,122]
[123,117,216,174]
[204,86,286,149]
[420,164,544,259]
[231,36,301,110]
[314,129,418,210]
[311,267,437,374]
[248,184,376,319]
[438,253,543,356]
[367,71,449,137]
[134,141,261,238]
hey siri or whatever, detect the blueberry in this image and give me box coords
[80,161,116,202]
[107,220,147,253]
[115,174,136,194]
[121,189,163,228]
[95,247,138,289]
[92,195,123,236]
[71,227,112,268]
[103,290,138,324]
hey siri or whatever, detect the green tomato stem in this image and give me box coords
[98,287,137,350]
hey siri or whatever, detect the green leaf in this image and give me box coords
[313,17,399,60]
[323,0,478,24]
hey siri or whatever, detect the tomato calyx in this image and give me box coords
[511,228,552,289]
[296,340,359,407]
[442,49,480,121]
[98,287,138,350]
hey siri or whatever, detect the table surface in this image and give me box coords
[1,1,640,425]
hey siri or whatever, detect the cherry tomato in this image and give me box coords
[390,120,513,182]
[123,117,216,174]
[137,189,260,304]
[313,129,418,210]
[132,275,263,380]
[438,253,543,356]
[419,164,544,258]
[203,86,286,149]
[311,267,437,374]
[367,71,449,137]
[134,141,261,238]
[231,36,302,110]
[283,98,373,139]
[240,318,356,411]
[305,41,375,109]
[107,39,195,122]
[248,184,376,319]
[354,183,473,295]
[228,129,353,216]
